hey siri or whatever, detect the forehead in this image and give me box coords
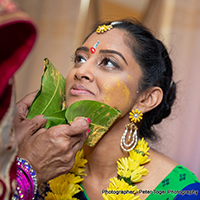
[83,28,137,66]
[82,28,142,81]
[83,29,130,52]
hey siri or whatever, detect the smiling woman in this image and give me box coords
[36,19,200,200]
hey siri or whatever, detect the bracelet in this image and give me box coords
[16,157,38,199]
[18,167,33,199]
[16,169,28,199]
[12,168,30,200]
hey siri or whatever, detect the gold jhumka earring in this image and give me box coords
[120,109,143,152]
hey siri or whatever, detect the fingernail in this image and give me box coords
[87,128,90,133]
[87,118,91,124]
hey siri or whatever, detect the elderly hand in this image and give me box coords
[14,91,47,147]
[17,117,89,185]
[15,92,90,185]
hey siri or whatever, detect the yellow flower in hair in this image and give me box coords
[102,177,139,200]
[129,109,143,123]
[96,25,113,33]
[134,137,150,156]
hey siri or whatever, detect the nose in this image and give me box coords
[74,61,94,82]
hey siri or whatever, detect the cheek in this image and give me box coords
[65,70,74,103]
[65,69,74,85]
[102,77,133,115]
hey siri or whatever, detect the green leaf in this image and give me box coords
[27,58,66,122]
[44,109,67,129]
[65,100,121,147]
[26,58,121,147]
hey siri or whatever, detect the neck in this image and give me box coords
[83,118,129,181]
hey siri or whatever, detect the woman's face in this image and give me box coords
[65,28,142,117]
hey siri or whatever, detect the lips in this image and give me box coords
[70,84,94,96]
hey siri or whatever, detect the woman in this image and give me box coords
[36,19,200,200]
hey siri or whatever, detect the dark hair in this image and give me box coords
[86,18,176,141]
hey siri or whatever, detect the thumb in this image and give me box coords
[16,90,39,118]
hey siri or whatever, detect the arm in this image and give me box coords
[13,92,90,199]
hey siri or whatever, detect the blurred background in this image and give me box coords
[14,0,200,179]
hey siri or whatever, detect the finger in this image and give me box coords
[67,117,90,137]
[17,90,38,106]
[34,127,47,135]
[25,115,47,136]
[69,130,88,148]
[16,90,39,117]
[48,122,89,148]
[71,132,88,153]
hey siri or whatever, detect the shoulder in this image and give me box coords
[141,149,200,199]
[135,148,178,198]
[153,165,200,200]
[147,149,199,184]
[164,165,199,187]
[139,148,178,190]
[148,148,178,170]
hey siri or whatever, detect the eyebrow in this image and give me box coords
[100,50,127,65]
[75,46,128,65]
[75,46,89,54]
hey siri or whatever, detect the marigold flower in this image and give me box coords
[134,138,150,156]
[45,138,150,200]
[129,151,150,165]
[102,177,139,200]
[70,149,87,176]
[46,173,83,199]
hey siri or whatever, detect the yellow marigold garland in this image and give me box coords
[45,138,150,200]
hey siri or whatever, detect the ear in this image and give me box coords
[133,87,163,113]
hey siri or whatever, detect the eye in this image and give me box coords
[100,58,120,69]
[74,55,86,64]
